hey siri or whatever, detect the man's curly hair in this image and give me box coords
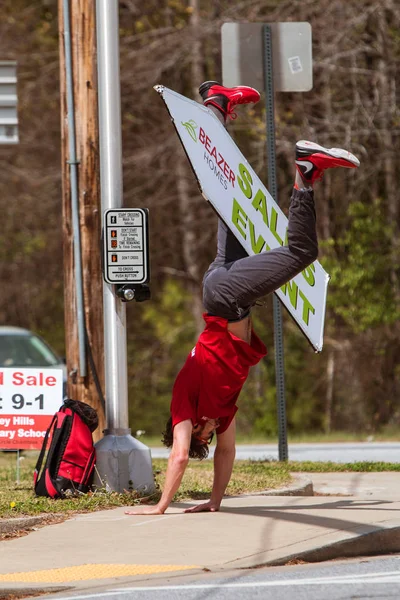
[161,417,210,460]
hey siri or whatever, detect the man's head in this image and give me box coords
[192,418,220,445]
[161,417,220,460]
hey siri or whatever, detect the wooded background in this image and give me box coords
[0,0,399,439]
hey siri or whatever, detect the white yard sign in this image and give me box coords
[155,85,329,351]
[0,368,63,450]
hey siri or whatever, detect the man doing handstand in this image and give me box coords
[126,81,360,515]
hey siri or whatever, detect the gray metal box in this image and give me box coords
[0,61,18,144]
[222,22,313,93]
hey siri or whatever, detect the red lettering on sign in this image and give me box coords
[13,372,24,386]
[12,372,57,387]
[223,160,230,178]
[198,127,235,188]
[0,372,3,385]
[217,154,224,169]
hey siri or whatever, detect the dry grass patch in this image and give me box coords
[0,453,292,519]
[155,459,293,501]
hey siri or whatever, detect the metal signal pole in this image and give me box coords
[94,0,154,494]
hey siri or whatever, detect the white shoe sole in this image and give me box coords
[297,140,360,168]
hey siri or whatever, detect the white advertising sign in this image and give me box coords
[155,85,329,351]
[0,368,63,450]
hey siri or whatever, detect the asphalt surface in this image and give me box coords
[24,554,400,600]
[1,472,400,597]
[2,468,400,600]
[150,442,400,462]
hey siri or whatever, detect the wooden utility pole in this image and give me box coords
[58,0,105,441]
[176,0,205,337]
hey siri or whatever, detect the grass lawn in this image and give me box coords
[2,449,400,521]
[0,452,292,519]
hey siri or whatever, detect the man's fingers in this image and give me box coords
[125,510,147,515]
[125,508,161,515]
[184,504,218,513]
[184,506,204,513]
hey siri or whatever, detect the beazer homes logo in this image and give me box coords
[181,119,198,142]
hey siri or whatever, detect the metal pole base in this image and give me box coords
[93,432,155,494]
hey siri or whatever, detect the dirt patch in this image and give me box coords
[0,514,66,541]
[0,588,65,600]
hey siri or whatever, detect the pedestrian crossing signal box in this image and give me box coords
[102,209,150,296]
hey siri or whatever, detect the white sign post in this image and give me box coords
[155,85,329,352]
[0,368,63,450]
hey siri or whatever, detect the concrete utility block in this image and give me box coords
[94,431,155,494]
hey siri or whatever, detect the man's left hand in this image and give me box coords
[184,501,220,513]
[125,504,164,515]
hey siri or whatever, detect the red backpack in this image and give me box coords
[34,399,98,498]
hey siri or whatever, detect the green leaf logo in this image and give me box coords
[181,119,198,142]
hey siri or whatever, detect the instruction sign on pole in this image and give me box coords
[103,208,149,285]
[155,85,329,352]
[0,368,63,450]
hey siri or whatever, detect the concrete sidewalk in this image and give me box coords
[0,472,399,595]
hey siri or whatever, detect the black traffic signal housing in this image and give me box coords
[116,284,151,303]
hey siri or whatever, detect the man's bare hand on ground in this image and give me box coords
[125,505,164,516]
[184,501,220,513]
[125,501,221,515]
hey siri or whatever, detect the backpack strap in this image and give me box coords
[33,412,58,488]
[42,410,70,497]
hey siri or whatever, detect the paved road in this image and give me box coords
[42,555,400,600]
[150,442,400,462]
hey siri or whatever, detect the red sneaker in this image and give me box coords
[199,81,260,119]
[296,140,360,185]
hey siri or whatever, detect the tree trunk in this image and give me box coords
[58,0,105,441]
[189,0,203,99]
[176,159,204,336]
[376,7,399,306]
[325,350,335,434]
[174,0,205,337]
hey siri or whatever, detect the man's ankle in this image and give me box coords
[204,102,226,125]
[294,169,313,190]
